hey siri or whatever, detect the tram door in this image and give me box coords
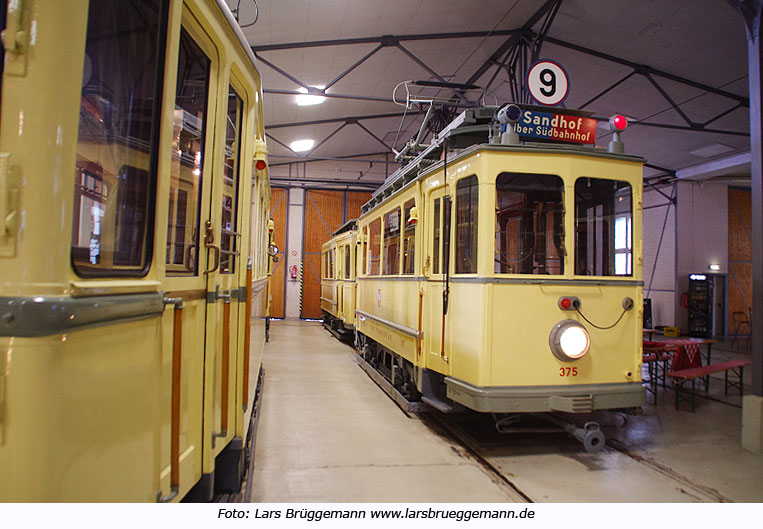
[161,20,227,496]
[203,77,248,470]
[424,186,451,375]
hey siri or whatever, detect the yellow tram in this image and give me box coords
[0,0,271,501]
[351,104,645,449]
[320,221,358,340]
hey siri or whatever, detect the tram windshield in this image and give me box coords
[574,177,633,276]
[495,173,564,275]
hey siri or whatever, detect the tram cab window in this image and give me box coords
[574,178,633,276]
[220,86,244,274]
[455,175,478,274]
[329,248,334,278]
[71,0,167,276]
[383,208,401,275]
[403,199,416,275]
[369,218,381,275]
[495,173,564,275]
[166,28,211,276]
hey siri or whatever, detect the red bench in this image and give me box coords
[667,360,750,411]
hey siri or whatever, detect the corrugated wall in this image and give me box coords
[642,184,677,328]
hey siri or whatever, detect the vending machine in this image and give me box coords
[688,273,713,338]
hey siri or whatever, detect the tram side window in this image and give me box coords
[403,199,416,274]
[165,28,210,276]
[344,244,351,279]
[369,218,381,275]
[495,173,564,275]
[220,86,244,274]
[455,175,478,274]
[71,0,166,276]
[574,178,633,276]
[329,248,334,279]
[383,208,401,275]
[360,227,367,275]
[432,198,440,274]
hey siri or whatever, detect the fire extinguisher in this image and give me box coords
[290,265,298,279]
[681,292,688,308]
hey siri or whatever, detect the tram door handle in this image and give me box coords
[204,220,220,274]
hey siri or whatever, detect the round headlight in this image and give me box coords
[549,320,590,361]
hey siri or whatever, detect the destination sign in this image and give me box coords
[514,109,597,145]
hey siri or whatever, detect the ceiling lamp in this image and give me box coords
[290,139,315,152]
[296,86,326,106]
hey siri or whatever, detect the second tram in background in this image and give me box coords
[322,102,646,451]
[321,220,359,341]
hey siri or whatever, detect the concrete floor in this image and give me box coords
[249,321,763,503]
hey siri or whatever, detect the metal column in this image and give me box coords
[737,1,762,397]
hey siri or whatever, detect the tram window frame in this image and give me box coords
[383,207,401,275]
[71,0,169,277]
[360,227,367,276]
[455,175,478,274]
[165,26,212,277]
[1,0,5,106]
[219,84,245,275]
[494,172,565,275]
[432,198,441,275]
[344,243,351,279]
[574,177,633,277]
[402,199,416,275]
[368,218,381,275]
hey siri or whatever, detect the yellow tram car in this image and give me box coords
[353,105,645,449]
[0,0,272,501]
[320,220,358,340]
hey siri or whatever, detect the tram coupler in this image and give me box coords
[545,415,605,453]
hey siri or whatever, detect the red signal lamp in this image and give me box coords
[255,159,267,171]
[609,114,628,131]
[558,296,580,311]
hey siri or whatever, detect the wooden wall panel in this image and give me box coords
[300,190,373,319]
[268,187,288,318]
[302,190,345,318]
[347,191,372,221]
[728,188,752,321]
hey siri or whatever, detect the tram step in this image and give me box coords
[421,395,456,413]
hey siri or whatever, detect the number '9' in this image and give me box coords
[540,68,556,97]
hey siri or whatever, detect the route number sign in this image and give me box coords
[526,60,569,106]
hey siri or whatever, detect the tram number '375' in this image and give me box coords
[559,367,579,377]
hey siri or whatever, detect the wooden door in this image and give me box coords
[268,187,288,318]
[301,190,371,319]
[728,188,752,323]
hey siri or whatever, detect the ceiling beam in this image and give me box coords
[266,111,425,130]
[263,88,392,103]
[543,36,749,106]
[254,27,748,108]
[675,151,751,180]
[464,0,561,88]
[251,30,519,52]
